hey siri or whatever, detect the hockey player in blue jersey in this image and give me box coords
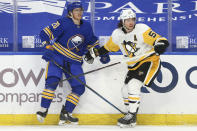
[36,1,110,125]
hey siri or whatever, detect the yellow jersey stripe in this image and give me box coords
[67,98,77,105]
[67,95,79,103]
[144,59,161,85]
[42,92,54,97]
[70,93,79,99]
[128,96,140,101]
[45,62,50,79]
[54,42,82,59]
[124,99,129,103]
[128,54,159,71]
[44,89,55,93]
[43,28,50,39]
[44,27,52,40]
[45,27,54,40]
[53,43,82,61]
[42,95,53,100]
[87,40,99,49]
[126,50,154,65]
[52,45,82,62]
[53,46,82,62]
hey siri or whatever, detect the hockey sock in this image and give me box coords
[127,79,143,113]
[123,97,129,112]
[128,94,140,113]
[41,77,59,108]
[65,93,80,113]
[121,84,129,112]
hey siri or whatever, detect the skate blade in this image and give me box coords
[117,122,136,128]
[58,120,78,126]
[37,114,44,123]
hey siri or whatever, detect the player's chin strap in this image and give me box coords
[51,59,125,114]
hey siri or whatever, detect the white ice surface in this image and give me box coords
[1,125,197,131]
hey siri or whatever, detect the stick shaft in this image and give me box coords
[52,60,125,114]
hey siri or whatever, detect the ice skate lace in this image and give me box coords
[123,113,133,120]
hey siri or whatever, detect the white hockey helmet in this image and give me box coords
[120,9,136,22]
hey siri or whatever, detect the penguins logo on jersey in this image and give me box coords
[67,34,84,51]
[122,40,139,56]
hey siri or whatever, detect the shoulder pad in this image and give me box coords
[112,28,123,37]
[135,23,150,32]
[111,28,124,44]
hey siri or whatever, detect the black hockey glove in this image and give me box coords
[84,46,110,64]
[84,51,94,64]
[154,40,169,55]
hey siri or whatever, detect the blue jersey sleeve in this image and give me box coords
[39,19,64,45]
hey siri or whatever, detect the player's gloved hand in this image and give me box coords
[154,40,169,55]
[84,51,94,64]
[84,47,99,64]
[42,44,54,62]
[99,54,110,64]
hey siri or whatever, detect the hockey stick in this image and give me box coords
[123,50,156,65]
[55,62,120,84]
[65,50,155,80]
[50,51,155,86]
[51,60,125,114]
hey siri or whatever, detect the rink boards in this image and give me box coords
[0,54,197,125]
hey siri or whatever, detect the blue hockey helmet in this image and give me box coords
[67,1,83,12]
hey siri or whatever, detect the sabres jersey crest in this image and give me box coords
[67,34,84,51]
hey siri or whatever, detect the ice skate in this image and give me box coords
[58,106,79,125]
[117,112,137,128]
[36,108,48,123]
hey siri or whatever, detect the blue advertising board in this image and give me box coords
[0,0,197,53]
[0,1,14,52]
[171,0,197,52]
